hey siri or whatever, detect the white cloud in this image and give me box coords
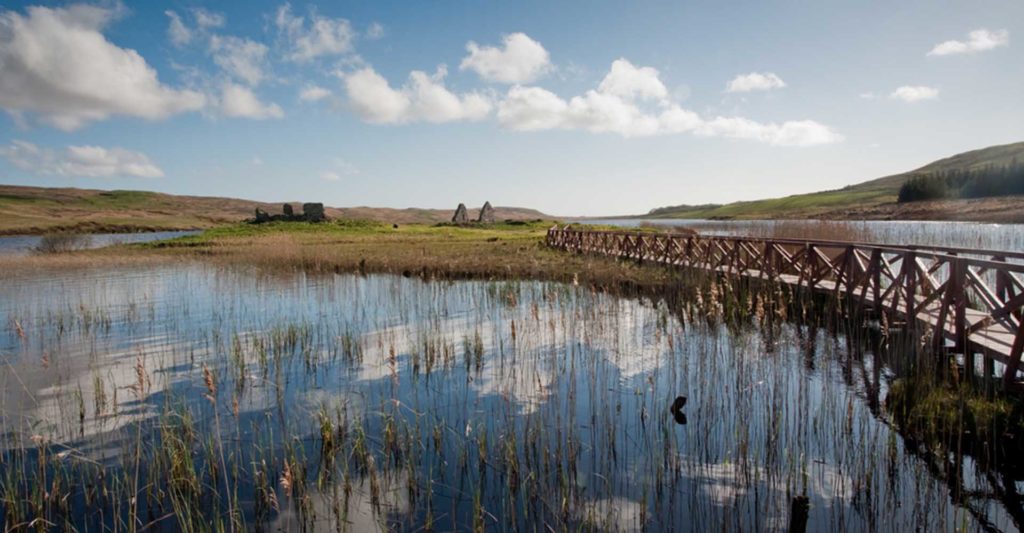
[192,8,225,30]
[460,32,551,84]
[928,28,1009,56]
[889,85,939,103]
[343,66,491,124]
[275,3,355,62]
[220,83,284,119]
[496,86,569,131]
[0,140,164,178]
[164,10,191,47]
[165,8,226,48]
[209,35,269,86]
[299,85,332,102]
[726,72,786,93]
[597,59,668,102]
[859,92,878,100]
[695,117,842,146]
[0,4,205,130]
[320,171,341,181]
[366,22,384,40]
[496,60,840,146]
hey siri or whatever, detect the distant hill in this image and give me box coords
[0,185,551,235]
[645,141,1024,221]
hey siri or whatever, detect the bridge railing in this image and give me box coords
[547,225,1024,384]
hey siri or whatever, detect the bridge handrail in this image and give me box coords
[547,226,1024,269]
[546,224,1024,386]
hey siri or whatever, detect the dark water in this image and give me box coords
[0,265,1018,531]
[0,230,200,256]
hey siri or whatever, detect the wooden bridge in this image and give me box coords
[546,226,1024,385]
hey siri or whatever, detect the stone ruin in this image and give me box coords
[303,203,326,222]
[253,202,327,223]
[451,203,469,223]
[477,201,495,223]
[451,202,496,225]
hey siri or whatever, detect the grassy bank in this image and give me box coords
[643,141,1024,222]
[0,184,552,235]
[0,220,689,290]
[151,220,692,288]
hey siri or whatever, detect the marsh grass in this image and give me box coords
[1,221,1022,531]
[33,233,93,254]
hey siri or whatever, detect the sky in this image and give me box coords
[0,1,1020,216]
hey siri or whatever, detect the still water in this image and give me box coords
[586,218,1024,252]
[1,264,1018,530]
[0,230,200,256]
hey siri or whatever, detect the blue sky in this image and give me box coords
[0,1,1020,216]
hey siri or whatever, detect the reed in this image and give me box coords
[1,222,1021,530]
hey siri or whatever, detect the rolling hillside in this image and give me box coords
[646,141,1024,220]
[0,185,550,235]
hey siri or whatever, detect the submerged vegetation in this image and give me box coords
[32,233,93,254]
[1,219,1024,530]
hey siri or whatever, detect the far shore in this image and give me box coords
[5,195,1024,238]
[598,196,1024,224]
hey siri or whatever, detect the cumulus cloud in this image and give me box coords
[460,33,551,84]
[299,85,332,102]
[275,3,355,62]
[0,140,164,178]
[0,4,205,130]
[928,28,1009,56]
[164,10,191,47]
[889,85,939,102]
[597,59,669,102]
[343,65,491,123]
[220,83,284,119]
[496,59,840,146]
[496,86,568,131]
[210,35,269,86]
[726,72,786,93]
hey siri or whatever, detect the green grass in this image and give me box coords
[647,141,1024,219]
[647,188,897,219]
[82,190,163,208]
[113,219,691,291]
[151,219,556,246]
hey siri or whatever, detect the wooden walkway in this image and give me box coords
[546,226,1024,384]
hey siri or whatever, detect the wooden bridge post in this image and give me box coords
[904,251,917,332]
[1003,320,1024,388]
[951,257,968,354]
[547,228,1023,381]
[870,249,882,313]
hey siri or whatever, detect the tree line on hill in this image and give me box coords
[898,159,1024,203]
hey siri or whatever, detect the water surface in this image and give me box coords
[0,264,1018,530]
[0,230,200,256]
[586,218,1024,252]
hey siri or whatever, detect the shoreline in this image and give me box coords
[632,196,1024,224]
